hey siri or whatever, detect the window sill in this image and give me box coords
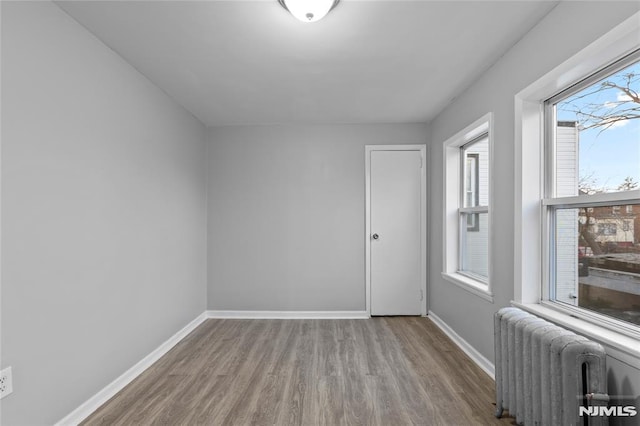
[442,272,494,303]
[512,301,640,368]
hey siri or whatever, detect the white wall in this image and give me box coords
[1,2,207,424]
[207,124,427,311]
[427,3,640,424]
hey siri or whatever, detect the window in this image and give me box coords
[443,113,493,301]
[515,12,640,353]
[544,50,640,328]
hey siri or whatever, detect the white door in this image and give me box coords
[368,148,424,316]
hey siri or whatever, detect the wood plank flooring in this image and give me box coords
[82,317,514,425]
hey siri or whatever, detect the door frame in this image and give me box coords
[365,144,428,317]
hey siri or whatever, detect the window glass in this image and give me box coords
[554,205,640,325]
[460,212,489,278]
[459,135,489,279]
[465,154,478,207]
[555,60,640,196]
[549,53,640,327]
[462,137,489,207]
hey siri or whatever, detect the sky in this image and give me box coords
[557,60,640,193]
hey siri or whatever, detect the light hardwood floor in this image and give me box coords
[82,317,514,425]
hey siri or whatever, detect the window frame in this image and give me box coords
[442,113,494,302]
[514,11,640,359]
[541,49,640,334]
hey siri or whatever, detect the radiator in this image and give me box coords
[494,307,609,425]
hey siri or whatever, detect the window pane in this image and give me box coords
[554,58,640,196]
[462,136,489,207]
[554,205,640,325]
[554,208,580,305]
[460,212,488,278]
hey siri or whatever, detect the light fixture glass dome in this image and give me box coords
[278,0,340,23]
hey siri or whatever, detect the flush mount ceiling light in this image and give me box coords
[278,0,340,23]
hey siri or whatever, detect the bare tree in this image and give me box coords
[559,70,640,133]
[578,173,607,195]
[577,177,603,256]
[617,176,639,191]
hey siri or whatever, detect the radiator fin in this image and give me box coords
[494,307,608,425]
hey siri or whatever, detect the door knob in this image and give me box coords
[372,233,379,240]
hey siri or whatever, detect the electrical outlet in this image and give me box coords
[0,367,13,399]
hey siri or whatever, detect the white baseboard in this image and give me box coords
[57,310,475,425]
[206,310,369,319]
[428,310,495,380]
[55,312,208,426]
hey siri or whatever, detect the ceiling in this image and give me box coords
[56,1,559,127]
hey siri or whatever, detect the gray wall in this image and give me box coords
[2,0,639,424]
[1,2,207,424]
[207,124,427,311]
[426,2,640,424]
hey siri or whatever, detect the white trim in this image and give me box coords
[542,190,640,207]
[206,310,369,319]
[365,146,372,315]
[364,144,428,317]
[442,114,491,145]
[442,112,494,300]
[441,272,494,303]
[427,311,495,380]
[55,312,208,426]
[514,98,544,304]
[459,206,489,214]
